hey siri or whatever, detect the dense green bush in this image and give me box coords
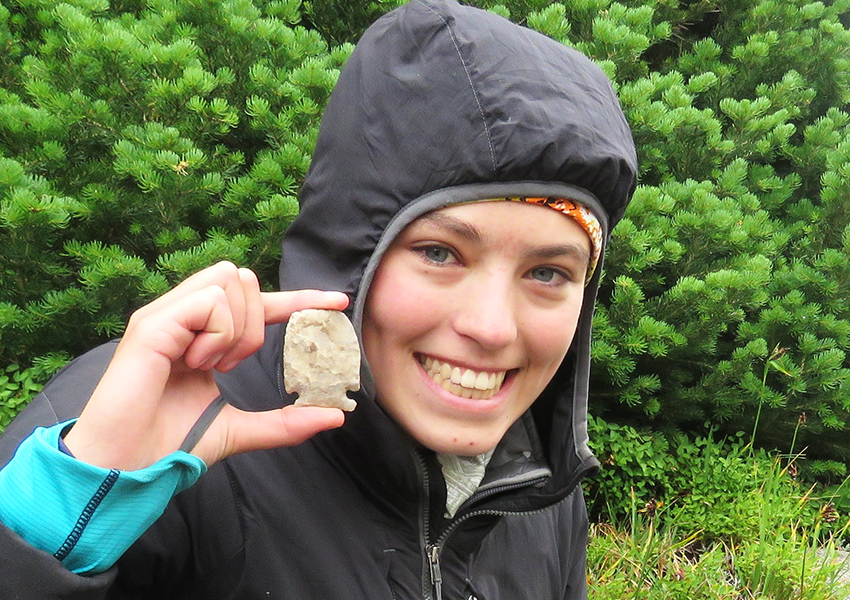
[0,0,349,365]
[566,0,850,465]
[1,0,849,472]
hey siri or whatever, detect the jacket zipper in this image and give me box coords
[424,500,551,600]
[415,448,551,600]
[415,449,436,600]
[427,543,443,600]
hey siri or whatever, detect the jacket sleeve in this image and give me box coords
[0,420,205,574]
[0,341,118,467]
[0,495,201,600]
[0,523,117,600]
[0,341,194,599]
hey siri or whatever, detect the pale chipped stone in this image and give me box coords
[283,309,360,411]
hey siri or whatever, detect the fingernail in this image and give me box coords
[322,291,349,302]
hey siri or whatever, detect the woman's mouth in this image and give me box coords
[418,355,507,400]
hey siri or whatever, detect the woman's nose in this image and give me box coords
[451,270,518,350]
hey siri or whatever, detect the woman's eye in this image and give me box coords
[529,266,568,284]
[421,245,454,264]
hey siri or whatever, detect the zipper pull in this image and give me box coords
[427,544,443,600]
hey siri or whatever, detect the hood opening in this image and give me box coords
[279,0,637,500]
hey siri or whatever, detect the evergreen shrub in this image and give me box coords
[0,0,349,367]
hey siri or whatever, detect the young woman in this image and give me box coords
[0,0,637,598]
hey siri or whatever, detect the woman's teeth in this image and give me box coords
[419,356,506,399]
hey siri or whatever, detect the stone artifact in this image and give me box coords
[283,309,360,411]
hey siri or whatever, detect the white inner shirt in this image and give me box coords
[437,450,495,518]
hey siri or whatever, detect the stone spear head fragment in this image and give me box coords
[283,309,360,412]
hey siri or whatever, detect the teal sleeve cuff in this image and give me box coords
[0,420,207,574]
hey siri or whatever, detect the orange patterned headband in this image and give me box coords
[485,197,602,284]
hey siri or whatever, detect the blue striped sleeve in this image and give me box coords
[0,420,206,574]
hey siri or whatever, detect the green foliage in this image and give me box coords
[586,416,850,599]
[302,0,405,45]
[588,517,850,600]
[0,355,69,429]
[0,0,350,368]
[587,414,850,596]
[586,415,844,541]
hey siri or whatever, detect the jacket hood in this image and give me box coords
[279,0,637,508]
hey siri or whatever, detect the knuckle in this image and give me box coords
[237,267,259,286]
[205,260,240,283]
[204,283,230,304]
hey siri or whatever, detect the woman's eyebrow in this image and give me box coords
[526,244,591,267]
[417,211,482,242]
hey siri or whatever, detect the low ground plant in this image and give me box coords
[587,415,850,599]
[0,356,68,430]
[588,518,850,600]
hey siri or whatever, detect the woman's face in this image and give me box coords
[362,201,590,455]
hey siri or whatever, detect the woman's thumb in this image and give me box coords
[194,405,346,463]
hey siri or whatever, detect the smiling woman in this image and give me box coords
[0,0,637,598]
[363,201,591,456]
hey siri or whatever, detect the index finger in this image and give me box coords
[260,290,350,325]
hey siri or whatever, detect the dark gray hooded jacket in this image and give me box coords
[0,1,637,598]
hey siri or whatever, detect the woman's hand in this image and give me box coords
[63,262,349,471]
